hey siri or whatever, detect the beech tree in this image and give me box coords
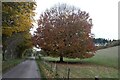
[33,4,96,62]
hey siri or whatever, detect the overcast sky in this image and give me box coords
[31,0,119,40]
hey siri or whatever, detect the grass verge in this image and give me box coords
[36,59,48,80]
[2,58,25,74]
[36,59,59,79]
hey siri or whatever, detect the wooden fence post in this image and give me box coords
[51,63,53,72]
[95,76,99,80]
[67,68,70,80]
[54,62,58,78]
[55,63,58,76]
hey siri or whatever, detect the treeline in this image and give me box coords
[93,38,110,46]
[93,38,120,49]
[2,2,36,60]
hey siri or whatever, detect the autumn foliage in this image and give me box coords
[32,4,96,61]
[2,2,36,36]
[2,2,36,60]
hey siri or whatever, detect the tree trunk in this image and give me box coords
[2,49,6,61]
[60,55,63,62]
[2,52,5,61]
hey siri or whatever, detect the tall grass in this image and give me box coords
[36,59,47,80]
[36,59,56,79]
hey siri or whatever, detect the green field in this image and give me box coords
[39,46,119,78]
[82,46,118,68]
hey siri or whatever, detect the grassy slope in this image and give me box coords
[82,46,118,68]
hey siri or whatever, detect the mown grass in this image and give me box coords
[82,46,118,68]
[43,46,118,68]
[39,46,118,78]
[2,58,25,74]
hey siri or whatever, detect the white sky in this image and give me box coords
[31,0,119,40]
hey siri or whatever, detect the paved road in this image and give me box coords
[2,60,40,78]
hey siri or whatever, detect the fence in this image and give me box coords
[41,59,100,80]
[41,60,71,79]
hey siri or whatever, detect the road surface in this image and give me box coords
[2,60,41,79]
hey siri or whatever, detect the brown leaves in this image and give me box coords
[33,4,96,58]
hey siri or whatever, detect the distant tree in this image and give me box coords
[93,38,109,46]
[32,4,96,62]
